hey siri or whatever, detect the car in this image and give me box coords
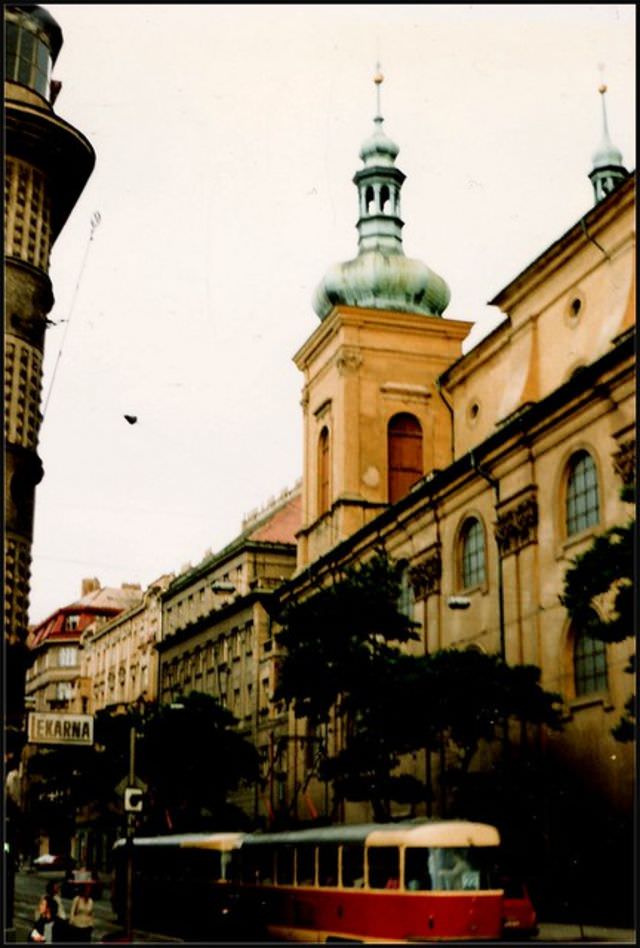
[32,853,76,872]
[502,879,539,939]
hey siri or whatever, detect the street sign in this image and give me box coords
[124,787,144,812]
[28,712,94,746]
[115,775,147,797]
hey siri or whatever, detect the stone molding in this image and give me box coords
[494,493,538,556]
[612,439,635,486]
[336,346,363,375]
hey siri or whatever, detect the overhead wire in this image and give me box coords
[41,210,101,421]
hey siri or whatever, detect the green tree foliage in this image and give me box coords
[275,551,563,821]
[561,507,635,742]
[138,691,259,830]
[275,552,419,725]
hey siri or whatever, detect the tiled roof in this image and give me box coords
[249,492,301,544]
[28,586,143,649]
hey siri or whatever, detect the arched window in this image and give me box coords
[573,616,607,697]
[365,185,375,215]
[388,413,423,504]
[380,184,390,213]
[318,427,330,516]
[566,450,600,537]
[460,518,486,589]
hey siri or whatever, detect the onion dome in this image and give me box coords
[313,70,450,320]
[589,84,628,204]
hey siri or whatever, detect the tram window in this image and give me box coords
[296,845,315,886]
[430,847,481,891]
[276,845,294,885]
[318,844,338,887]
[341,844,365,888]
[244,846,274,884]
[404,848,432,891]
[368,846,400,890]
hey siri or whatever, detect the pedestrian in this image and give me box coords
[44,880,66,920]
[69,883,95,942]
[28,894,69,943]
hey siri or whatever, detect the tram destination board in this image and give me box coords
[28,711,94,746]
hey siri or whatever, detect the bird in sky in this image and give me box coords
[124,415,138,425]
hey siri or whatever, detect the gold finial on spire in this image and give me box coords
[374,62,383,119]
[598,83,607,95]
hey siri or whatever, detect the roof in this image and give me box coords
[28,585,143,649]
[248,491,301,544]
[243,820,500,848]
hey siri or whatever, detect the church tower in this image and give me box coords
[4,5,95,718]
[294,72,470,569]
[589,83,628,203]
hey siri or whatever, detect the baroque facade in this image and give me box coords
[271,83,635,827]
[4,4,95,722]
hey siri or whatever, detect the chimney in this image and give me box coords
[81,577,100,596]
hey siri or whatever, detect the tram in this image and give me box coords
[111,831,244,940]
[235,820,506,943]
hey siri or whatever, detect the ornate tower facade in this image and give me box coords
[4,5,95,718]
[295,73,470,569]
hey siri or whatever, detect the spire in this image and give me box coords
[589,81,628,204]
[312,68,450,321]
[354,66,405,254]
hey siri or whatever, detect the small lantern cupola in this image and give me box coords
[354,68,405,254]
[589,83,628,204]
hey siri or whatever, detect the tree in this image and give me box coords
[138,691,259,830]
[275,551,420,820]
[275,552,563,821]
[561,499,635,741]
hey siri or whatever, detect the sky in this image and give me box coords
[29,3,635,624]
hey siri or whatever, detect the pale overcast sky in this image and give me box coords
[30,3,635,624]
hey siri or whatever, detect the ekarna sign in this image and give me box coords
[28,712,94,746]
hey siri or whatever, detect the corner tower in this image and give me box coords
[4,5,95,717]
[294,71,470,569]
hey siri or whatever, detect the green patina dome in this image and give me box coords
[313,249,450,319]
[313,102,450,321]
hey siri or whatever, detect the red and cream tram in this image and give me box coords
[236,820,505,943]
[111,831,244,940]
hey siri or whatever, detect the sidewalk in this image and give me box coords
[536,922,636,943]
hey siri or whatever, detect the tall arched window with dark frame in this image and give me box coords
[565,450,600,537]
[388,413,423,504]
[459,517,486,590]
[318,426,330,516]
[572,612,608,697]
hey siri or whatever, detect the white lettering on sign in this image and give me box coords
[28,713,94,746]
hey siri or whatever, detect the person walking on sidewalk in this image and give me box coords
[69,883,95,942]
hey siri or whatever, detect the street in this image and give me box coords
[9,868,635,944]
[10,868,179,944]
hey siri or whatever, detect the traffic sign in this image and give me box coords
[124,787,144,812]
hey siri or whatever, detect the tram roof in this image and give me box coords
[113,832,244,850]
[242,820,500,848]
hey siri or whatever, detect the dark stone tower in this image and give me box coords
[4,5,95,721]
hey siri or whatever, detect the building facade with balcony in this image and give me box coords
[4,5,95,724]
[25,579,143,715]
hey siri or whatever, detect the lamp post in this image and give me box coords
[125,725,136,943]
